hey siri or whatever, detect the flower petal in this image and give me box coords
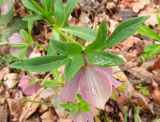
[80,65,112,109]
[111,78,121,88]
[9,33,24,43]
[40,88,55,99]
[102,67,121,88]
[23,83,41,96]
[70,111,94,122]
[18,75,31,90]
[18,75,40,96]
[60,70,82,102]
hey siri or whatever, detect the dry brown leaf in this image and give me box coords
[4,73,19,89]
[150,88,160,105]
[41,109,57,122]
[139,5,157,26]
[127,67,153,84]
[58,119,72,122]
[19,91,41,122]
[148,58,160,72]
[0,104,8,122]
[7,98,23,121]
[25,117,41,122]
[0,67,9,81]
[132,0,150,13]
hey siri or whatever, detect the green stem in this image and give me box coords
[30,0,55,25]
[55,28,76,43]
[33,41,47,51]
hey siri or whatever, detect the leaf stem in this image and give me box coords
[30,0,55,25]
[33,41,47,51]
[55,28,76,43]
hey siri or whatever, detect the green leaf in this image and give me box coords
[40,0,54,14]
[20,29,33,45]
[63,0,79,25]
[54,0,64,27]
[52,40,83,55]
[61,102,79,115]
[28,21,33,34]
[85,21,107,53]
[106,16,149,48]
[0,8,13,25]
[77,94,90,112]
[142,44,160,59]
[0,0,14,6]
[43,80,62,88]
[22,0,43,15]
[157,13,160,26]
[61,26,96,41]
[86,51,124,66]
[23,14,44,21]
[18,47,28,59]
[65,55,84,81]
[11,43,28,48]
[11,55,67,72]
[137,25,160,41]
[47,30,61,56]
[134,106,141,122]
[0,54,18,64]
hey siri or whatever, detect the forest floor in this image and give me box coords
[0,0,160,122]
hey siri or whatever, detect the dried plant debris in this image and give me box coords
[0,0,160,121]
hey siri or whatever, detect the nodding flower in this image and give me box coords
[70,111,94,122]
[60,64,121,110]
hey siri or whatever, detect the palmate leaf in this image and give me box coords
[49,40,84,80]
[86,51,124,66]
[106,16,149,48]
[61,26,96,42]
[85,21,107,53]
[11,55,68,72]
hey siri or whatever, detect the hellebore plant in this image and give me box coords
[0,0,149,121]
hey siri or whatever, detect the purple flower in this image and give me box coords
[9,33,24,43]
[40,88,55,99]
[70,111,94,122]
[18,75,40,96]
[8,33,25,56]
[60,65,121,109]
